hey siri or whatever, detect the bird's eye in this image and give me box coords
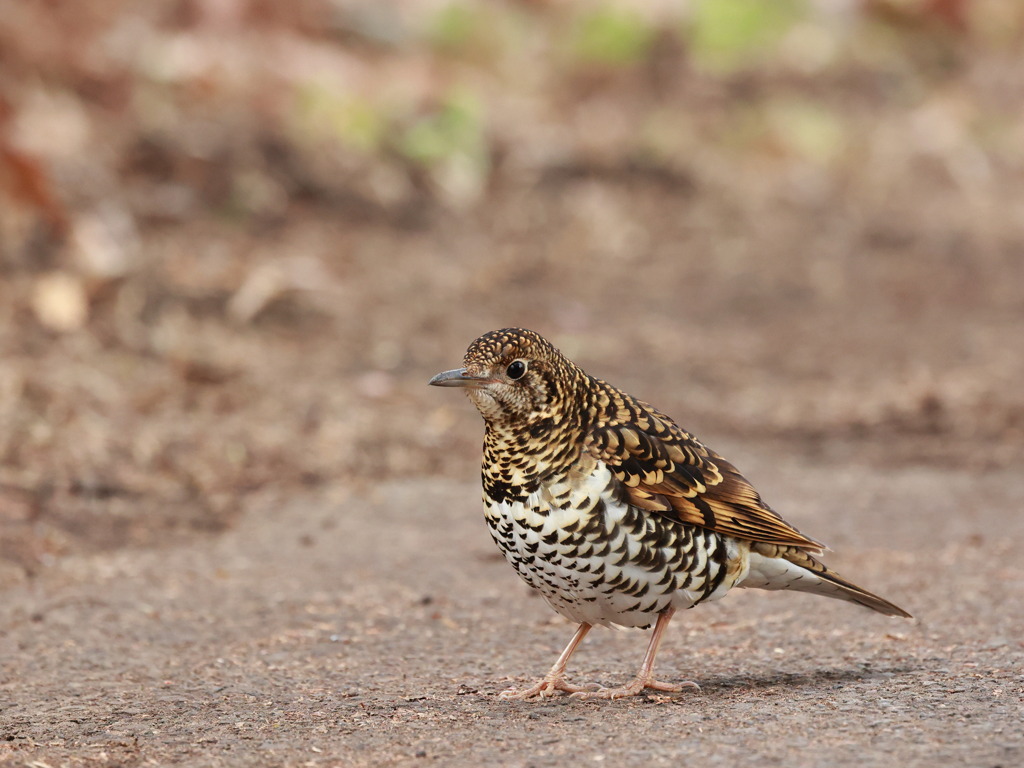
[506,360,527,380]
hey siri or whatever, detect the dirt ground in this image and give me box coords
[2,2,1024,767]
[2,462,1023,767]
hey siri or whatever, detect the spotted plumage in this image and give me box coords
[429,328,910,700]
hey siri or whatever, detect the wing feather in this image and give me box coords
[585,395,825,552]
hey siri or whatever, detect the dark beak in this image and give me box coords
[428,368,490,388]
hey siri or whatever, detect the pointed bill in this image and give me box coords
[428,368,492,388]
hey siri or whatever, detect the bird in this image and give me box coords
[428,328,911,700]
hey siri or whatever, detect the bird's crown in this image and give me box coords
[463,328,559,371]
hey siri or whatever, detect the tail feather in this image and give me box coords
[739,548,912,618]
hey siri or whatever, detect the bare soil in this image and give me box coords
[2,462,1023,767]
[2,2,1024,766]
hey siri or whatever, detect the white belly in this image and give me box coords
[483,462,744,628]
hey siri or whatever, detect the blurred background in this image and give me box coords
[1,0,1022,577]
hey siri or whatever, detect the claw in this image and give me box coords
[499,622,593,700]
[570,677,701,701]
[499,675,593,700]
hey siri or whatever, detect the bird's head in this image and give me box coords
[429,328,579,428]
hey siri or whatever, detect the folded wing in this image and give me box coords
[585,399,825,553]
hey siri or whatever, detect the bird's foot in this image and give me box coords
[570,676,701,701]
[499,675,599,700]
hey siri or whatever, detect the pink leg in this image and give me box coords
[571,608,701,700]
[499,623,597,700]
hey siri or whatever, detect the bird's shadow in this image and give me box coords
[692,664,912,696]
[488,664,915,706]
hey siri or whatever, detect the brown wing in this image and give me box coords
[584,396,825,553]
